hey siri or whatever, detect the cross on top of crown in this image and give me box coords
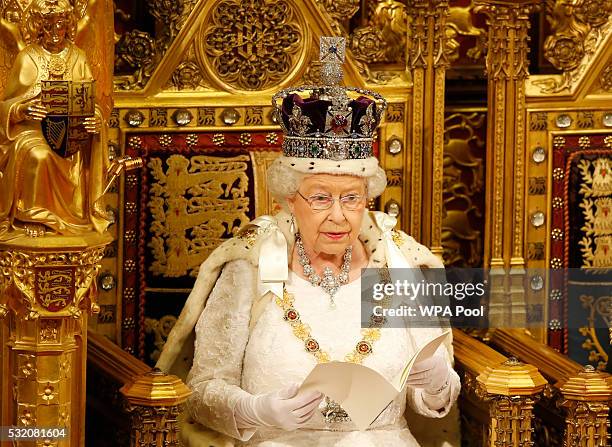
[319,37,345,86]
[320,37,345,64]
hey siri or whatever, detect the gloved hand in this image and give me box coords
[406,355,450,394]
[235,383,324,431]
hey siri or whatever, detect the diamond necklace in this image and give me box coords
[295,232,352,308]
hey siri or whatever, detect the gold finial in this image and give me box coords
[319,37,345,86]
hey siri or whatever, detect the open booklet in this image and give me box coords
[298,330,451,430]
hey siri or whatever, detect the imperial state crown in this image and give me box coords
[272,37,387,162]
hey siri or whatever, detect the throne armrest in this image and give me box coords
[87,330,191,447]
[453,328,547,447]
[489,328,612,447]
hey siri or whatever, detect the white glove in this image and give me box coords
[406,355,450,394]
[234,383,324,431]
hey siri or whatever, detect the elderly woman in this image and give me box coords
[156,38,460,447]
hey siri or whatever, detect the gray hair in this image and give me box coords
[266,158,387,210]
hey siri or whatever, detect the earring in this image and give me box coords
[290,214,296,234]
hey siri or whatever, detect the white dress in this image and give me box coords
[183,259,460,447]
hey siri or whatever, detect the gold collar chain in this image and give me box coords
[275,267,392,427]
[275,267,392,364]
[275,286,385,364]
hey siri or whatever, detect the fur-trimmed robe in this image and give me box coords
[156,209,460,446]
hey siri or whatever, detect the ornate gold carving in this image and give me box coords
[301,51,323,86]
[577,157,612,268]
[39,319,60,343]
[544,0,612,71]
[408,0,451,70]
[462,370,488,400]
[544,0,590,72]
[476,358,546,447]
[432,69,446,256]
[601,64,612,91]
[558,366,612,446]
[150,109,168,127]
[197,0,305,91]
[514,90,527,263]
[528,242,545,260]
[386,103,404,122]
[1,234,110,446]
[246,107,264,126]
[476,0,538,267]
[577,111,595,128]
[148,0,195,46]
[529,177,547,195]
[197,107,216,126]
[407,0,450,251]
[350,0,408,66]
[148,154,250,277]
[316,0,359,21]
[447,5,486,62]
[476,1,538,80]
[530,112,548,131]
[35,268,74,312]
[170,59,206,90]
[0,242,107,319]
[410,69,424,239]
[121,369,191,447]
[488,395,541,447]
[442,112,485,266]
[114,0,195,90]
[459,370,490,446]
[114,30,157,90]
[532,0,611,93]
[249,150,282,216]
[0,1,117,237]
[386,169,403,187]
[98,304,115,324]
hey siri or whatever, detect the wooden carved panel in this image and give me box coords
[442,111,486,267]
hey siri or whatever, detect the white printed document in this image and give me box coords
[298,330,451,430]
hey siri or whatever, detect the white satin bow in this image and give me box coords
[371,211,413,269]
[247,216,288,299]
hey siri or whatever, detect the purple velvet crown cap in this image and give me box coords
[281,93,380,138]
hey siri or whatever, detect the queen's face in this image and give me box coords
[41,13,69,53]
[287,174,367,256]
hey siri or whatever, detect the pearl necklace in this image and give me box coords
[295,232,352,308]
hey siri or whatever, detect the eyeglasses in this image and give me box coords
[296,190,366,211]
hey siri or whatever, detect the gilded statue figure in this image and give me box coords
[0,0,111,238]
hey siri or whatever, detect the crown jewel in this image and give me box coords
[273,37,387,161]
